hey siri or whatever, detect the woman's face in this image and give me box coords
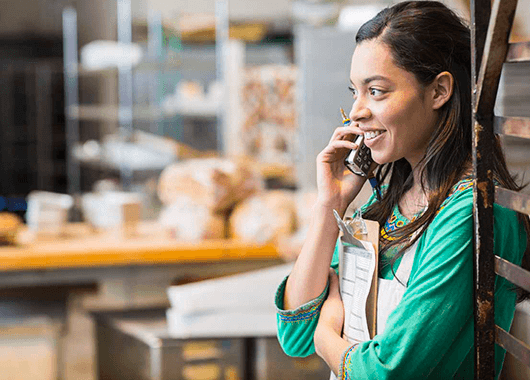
[348,38,439,168]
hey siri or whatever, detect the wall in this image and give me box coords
[0,0,529,43]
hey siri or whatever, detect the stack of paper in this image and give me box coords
[166,263,293,338]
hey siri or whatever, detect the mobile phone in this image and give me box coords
[344,136,378,177]
[340,108,378,178]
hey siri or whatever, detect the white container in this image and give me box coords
[26,191,73,235]
[501,300,530,379]
[81,191,142,230]
[166,263,293,315]
[166,309,277,338]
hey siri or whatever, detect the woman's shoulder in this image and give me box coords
[437,176,474,214]
[434,177,525,242]
[437,176,520,219]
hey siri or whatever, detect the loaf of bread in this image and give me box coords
[276,190,317,261]
[0,212,22,245]
[157,157,263,213]
[229,190,296,244]
[158,195,226,241]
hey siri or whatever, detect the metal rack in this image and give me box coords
[62,1,176,195]
[62,1,234,204]
[471,0,530,377]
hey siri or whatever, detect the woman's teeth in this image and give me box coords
[364,130,384,140]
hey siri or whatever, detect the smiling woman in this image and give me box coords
[274,1,530,380]
[347,39,447,171]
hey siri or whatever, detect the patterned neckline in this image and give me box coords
[380,177,474,244]
[378,177,474,275]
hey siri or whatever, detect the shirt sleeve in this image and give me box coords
[275,253,339,357]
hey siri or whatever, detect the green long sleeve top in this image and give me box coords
[275,179,527,379]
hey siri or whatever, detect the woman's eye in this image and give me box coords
[348,86,357,98]
[369,88,384,96]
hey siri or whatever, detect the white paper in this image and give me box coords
[330,211,376,380]
[340,239,376,344]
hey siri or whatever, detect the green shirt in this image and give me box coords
[275,179,527,379]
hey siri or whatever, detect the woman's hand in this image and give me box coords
[316,122,366,215]
[314,269,345,358]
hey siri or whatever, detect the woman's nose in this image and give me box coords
[349,98,371,121]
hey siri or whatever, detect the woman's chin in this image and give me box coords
[370,152,387,166]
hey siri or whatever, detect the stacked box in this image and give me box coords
[254,337,330,380]
[93,308,331,380]
[0,316,62,380]
[94,309,247,380]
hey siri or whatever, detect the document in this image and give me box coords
[330,210,379,379]
[340,238,376,344]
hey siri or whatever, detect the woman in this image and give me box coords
[275,1,529,379]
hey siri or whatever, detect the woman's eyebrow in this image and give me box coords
[363,75,390,84]
[350,75,391,86]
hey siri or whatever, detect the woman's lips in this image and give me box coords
[363,130,386,147]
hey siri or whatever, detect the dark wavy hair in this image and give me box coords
[358,1,530,300]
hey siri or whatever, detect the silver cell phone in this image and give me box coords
[340,108,377,177]
[344,135,378,177]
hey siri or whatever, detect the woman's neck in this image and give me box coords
[398,157,473,220]
[399,163,429,220]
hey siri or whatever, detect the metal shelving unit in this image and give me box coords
[471,0,530,377]
[62,2,233,206]
[62,3,178,195]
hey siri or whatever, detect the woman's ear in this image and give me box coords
[431,71,454,110]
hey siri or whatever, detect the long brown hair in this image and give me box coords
[358,1,530,299]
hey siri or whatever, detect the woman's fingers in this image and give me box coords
[329,128,355,144]
[328,140,358,151]
[329,124,363,144]
[318,140,358,163]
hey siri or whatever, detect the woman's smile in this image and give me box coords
[363,130,386,144]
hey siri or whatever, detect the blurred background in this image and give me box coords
[0,0,529,379]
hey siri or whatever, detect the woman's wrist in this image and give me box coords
[314,325,352,377]
[314,197,347,217]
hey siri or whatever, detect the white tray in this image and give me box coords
[166,263,293,315]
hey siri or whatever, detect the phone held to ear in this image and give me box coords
[340,108,378,178]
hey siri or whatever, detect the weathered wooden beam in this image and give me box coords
[495,186,530,215]
[474,0,519,119]
[495,255,530,292]
[496,325,530,368]
[472,118,496,380]
[471,0,517,380]
[506,41,530,63]
[494,116,530,140]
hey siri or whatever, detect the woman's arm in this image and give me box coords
[283,202,342,309]
[313,269,354,376]
[283,123,366,310]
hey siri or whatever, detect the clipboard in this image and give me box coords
[363,219,379,339]
[333,210,379,340]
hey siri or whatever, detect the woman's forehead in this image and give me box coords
[349,39,407,85]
